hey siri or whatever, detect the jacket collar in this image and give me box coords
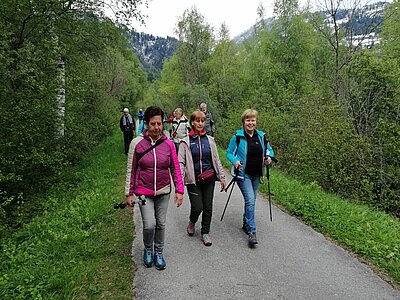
[189,129,206,138]
[142,130,167,143]
[236,128,263,138]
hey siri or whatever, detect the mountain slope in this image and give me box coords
[128,32,178,81]
[235,1,389,48]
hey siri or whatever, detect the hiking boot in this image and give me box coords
[201,233,212,246]
[154,251,166,270]
[242,224,249,235]
[187,221,195,236]
[248,232,258,248]
[143,248,153,268]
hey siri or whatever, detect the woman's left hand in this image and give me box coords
[264,157,272,166]
[175,193,183,207]
[220,179,226,192]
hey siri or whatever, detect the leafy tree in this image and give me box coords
[175,7,214,86]
[0,0,147,229]
[377,0,400,215]
[207,23,243,120]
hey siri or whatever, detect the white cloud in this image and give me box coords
[132,0,275,38]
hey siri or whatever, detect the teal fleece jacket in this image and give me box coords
[226,128,275,180]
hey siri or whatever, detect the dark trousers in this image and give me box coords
[174,142,180,154]
[187,181,215,234]
[123,131,134,155]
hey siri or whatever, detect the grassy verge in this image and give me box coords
[0,130,135,299]
[218,147,400,287]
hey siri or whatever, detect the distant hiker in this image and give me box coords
[178,110,226,246]
[137,108,146,135]
[170,108,191,153]
[199,102,215,136]
[120,108,135,155]
[137,108,144,120]
[226,109,275,248]
[125,106,184,270]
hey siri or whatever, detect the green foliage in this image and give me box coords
[207,35,245,120]
[0,130,134,299]
[176,7,214,86]
[0,0,147,228]
[144,2,398,217]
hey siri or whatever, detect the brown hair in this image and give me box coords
[144,106,164,123]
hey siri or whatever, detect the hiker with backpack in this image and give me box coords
[120,108,136,155]
[178,110,226,246]
[199,103,215,136]
[137,108,146,135]
[170,108,191,153]
[226,109,275,248]
[124,106,184,270]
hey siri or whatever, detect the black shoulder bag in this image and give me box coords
[136,138,165,162]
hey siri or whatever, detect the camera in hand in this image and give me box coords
[114,202,127,209]
[138,195,146,205]
[113,195,146,209]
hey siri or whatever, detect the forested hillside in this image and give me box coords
[129,32,178,81]
[0,0,147,233]
[137,1,399,217]
[236,1,389,47]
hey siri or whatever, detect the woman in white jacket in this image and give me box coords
[170,108,191,153]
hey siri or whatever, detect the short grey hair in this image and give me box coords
[174,107,183,115]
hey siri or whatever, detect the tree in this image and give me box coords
[0,0,148,229]
[207,23,243,120]
[175,7,214,86]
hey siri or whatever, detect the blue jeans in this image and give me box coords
[237,174,260,234]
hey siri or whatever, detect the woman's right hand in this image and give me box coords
[125,195,134,207]
[175,193,183,207]
[234,160,243,170]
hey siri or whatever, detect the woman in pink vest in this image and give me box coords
[125,106,184,270]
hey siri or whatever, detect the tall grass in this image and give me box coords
[0,130,134,299]
[218,147,400,286]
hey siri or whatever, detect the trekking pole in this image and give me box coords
[266,164,273,222]
[220,165,240,221]
[265,156,278,222]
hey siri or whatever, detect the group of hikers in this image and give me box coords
[120,104,275,270]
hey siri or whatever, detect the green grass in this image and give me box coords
[218,147,400,287]
[0,130,135,299]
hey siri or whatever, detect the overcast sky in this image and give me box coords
[130,0,387,39]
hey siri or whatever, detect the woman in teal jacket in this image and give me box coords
[226,109,275,248]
